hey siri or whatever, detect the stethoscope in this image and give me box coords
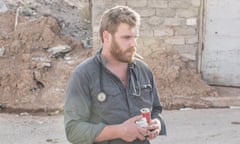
[97,61,141,103]
[96,62,107,102]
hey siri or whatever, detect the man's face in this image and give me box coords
[110,23,138,63]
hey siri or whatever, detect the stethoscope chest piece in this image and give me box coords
[97,92,107,102]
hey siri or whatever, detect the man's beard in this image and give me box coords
[110,37,136,63]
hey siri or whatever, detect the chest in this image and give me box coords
[89,69,154,124]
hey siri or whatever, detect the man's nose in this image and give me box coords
[129,38,137,47]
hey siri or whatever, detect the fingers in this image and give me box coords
[146,119,161,140]
[148,119,161,131]
[120,115,147,142]
[147,129,159,140]
[148,124,160,131]
[136,132,146,141]
[149,118,160,125]
[138,126,148,135]
[129,115,143,122]
[122,116,161,142]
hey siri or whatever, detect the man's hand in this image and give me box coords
[146,119,161,140]
[118,115,148,142]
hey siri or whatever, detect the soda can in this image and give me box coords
[140,108,151,124]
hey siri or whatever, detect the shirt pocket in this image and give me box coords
[133,83,153,109]
[91,84,124,118]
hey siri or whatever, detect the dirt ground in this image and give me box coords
[0,108,239,144]
[0,0,93,111]
[0,0,239,112]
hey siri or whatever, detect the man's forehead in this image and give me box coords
[116,24,138,35]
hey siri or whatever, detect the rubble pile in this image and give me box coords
[149,50,218,109]
[0,10,92,111]
[0,0,220,111]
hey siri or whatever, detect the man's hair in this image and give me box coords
[99,5,141,42]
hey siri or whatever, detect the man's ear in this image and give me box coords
[103,31,111,43]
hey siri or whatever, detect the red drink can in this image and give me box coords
[140,108,151,124]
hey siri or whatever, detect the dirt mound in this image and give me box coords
[0,11,92,111]
[149,50,218,109]
[0,10,219,111]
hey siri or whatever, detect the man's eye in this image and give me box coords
[123,36,131,39]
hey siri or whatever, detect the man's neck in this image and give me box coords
[101,50,128,86]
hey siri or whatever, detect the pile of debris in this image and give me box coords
[0,0,220,112]
[0,10,92,111]
[148,50,218,109]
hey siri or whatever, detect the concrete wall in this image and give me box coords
[91,0,201,66]
[201,0,240,87]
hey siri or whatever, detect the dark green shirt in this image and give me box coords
[64,50,166,144]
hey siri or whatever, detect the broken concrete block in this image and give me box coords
[47,45,72,58]
[0,47,5,56]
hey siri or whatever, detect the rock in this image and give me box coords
[46,138,58,143]
[47,45,72,58]
[0,47,5,56]
[31,56,52,69]
[180,107,193,111]
[48,110,60,116]
[229,106,240,109]
[20,112,30,116]
[21,8,35,17]
[82,37,92,49]
[0,103,6,110]
[231,121,240,125]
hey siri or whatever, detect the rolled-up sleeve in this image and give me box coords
[64,69,106,144]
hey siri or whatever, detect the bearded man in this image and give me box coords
[64,5,166,144]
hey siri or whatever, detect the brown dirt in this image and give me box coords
[0,2,219,112]
[0,11,92,111]
[144,50,218,109]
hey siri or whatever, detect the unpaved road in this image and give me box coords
[0,108,239,144]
